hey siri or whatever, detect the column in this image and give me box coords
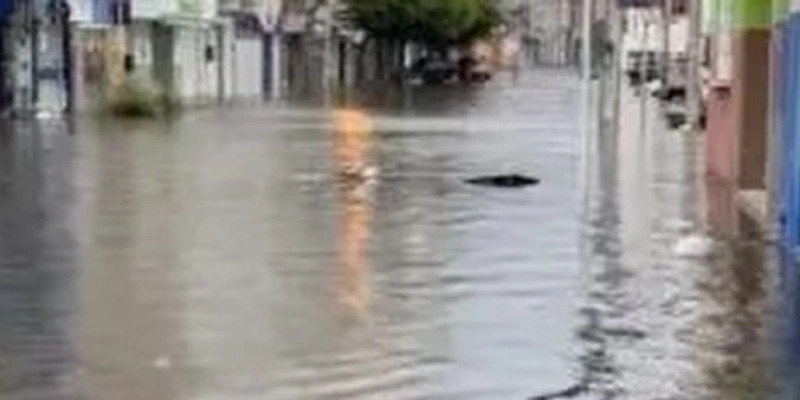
[733,0,772,189]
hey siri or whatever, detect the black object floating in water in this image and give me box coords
[526,382,587,400]
[465,174,540,188]
[652,86,686,102]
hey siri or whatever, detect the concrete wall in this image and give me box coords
[706,85,737,182]
[705,0,772,189]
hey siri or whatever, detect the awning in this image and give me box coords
[151,13,224,28]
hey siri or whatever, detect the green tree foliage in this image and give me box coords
[342,0,500,46]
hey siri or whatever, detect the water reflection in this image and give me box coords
[578,94,627,398]
[578,86,780,400]
[702,168,776,399]
[76,121,182,400]
[335,180,374,314]
[2,70,798,400]
[698,241,773,400]
[332,108,375,314]
[0,122,78,399]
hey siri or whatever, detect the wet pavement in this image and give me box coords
[0,70,796,400]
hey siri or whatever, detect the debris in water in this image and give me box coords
[673,233,716,258]
[527,382,588,400]
[465,174,540,188]
[153,356,171,370]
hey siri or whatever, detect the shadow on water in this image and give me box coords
[0,120,79,398]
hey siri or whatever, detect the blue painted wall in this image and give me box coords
[778,247,800,398]
[778,12,800,250]
[0,0,14,20]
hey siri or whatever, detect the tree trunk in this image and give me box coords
[375,38,385,80]
[396,40,406,78]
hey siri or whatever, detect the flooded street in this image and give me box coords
[0,69,796,400]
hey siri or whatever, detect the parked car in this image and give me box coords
[408,58,455,85]
[412,56,482,85]
[457,55,492,83]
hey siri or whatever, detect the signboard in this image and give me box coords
[133,0,215,19]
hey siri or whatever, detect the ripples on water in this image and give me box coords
[0,71,796,400]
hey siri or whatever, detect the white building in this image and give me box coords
[525,0,575,66]
[68,0,225,109]
[622,8,689,56]
[218,0,284,100]
[133,0,222,104]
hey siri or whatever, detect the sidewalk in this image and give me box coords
[615,76,771,238]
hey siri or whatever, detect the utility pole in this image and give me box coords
[639,9,651,136]
[25,0,38,113]
[579,0,595,215]
[581,0,593,83]
[662,0,672,88]
[686,0,702,129]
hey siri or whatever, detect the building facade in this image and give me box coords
[699,0,800,251]
[525,0,575,66]
[0,0,73,116]
[4,0,293,113]
[218,0,284,100]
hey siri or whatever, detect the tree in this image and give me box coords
[342,0,501,48]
